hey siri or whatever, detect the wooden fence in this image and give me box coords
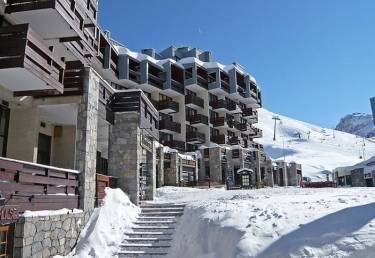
[95,174,118,207]
[0,157,79,213]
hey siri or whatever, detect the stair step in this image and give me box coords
[134,221,176,225]
[118,249,168,257]
[120,243,171,252]
[123,237,173,242]
[132,226,175,230]
[140,203,185,208]
[139,212,183,217]
[137,216,178,221]
[141,207,184,212]
[125,232,174,239]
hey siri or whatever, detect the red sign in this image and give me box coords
[0,206,19,224]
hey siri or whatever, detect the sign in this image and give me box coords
[0,206,19,224]
[140,134,153,152]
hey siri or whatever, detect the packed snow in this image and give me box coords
[55,188,139,258]
[156,186,375,258]
[257,108,375,179]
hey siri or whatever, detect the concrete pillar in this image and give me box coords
[156,147,165,187]
[75,68,99,211]
[209,147,222,183]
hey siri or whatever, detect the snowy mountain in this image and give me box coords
[256,108,375,179]
[335,112,375,138]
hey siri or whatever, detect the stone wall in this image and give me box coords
[13,211,92,258]
[351,168,366,187]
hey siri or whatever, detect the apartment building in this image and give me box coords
[0,0,268,256]
[111,46,266,186]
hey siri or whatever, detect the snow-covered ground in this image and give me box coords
[157,186,375,258]
[257,108,375,179]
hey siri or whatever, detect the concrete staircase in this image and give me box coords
[118,203,185,258]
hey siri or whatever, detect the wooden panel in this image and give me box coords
[18,173,78,187]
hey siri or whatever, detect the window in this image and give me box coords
[242,175,250,186]
[0,102,9,157]
[0,225,14,258]
[185,67,193,80]
[232,149,240,159]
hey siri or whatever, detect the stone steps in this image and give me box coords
[119,203,185,257]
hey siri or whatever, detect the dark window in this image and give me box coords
[0,103,9,157]
[232,149,240,159]
[204,149,209,158]
[37,133,51,165]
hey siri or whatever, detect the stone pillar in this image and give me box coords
[144,140,156,200]
[156,147,164,187]
[108,112,141,205]
[255,150,261,185]
[75,68,99,211]
[209,147,222,183]
[164,152,179,186]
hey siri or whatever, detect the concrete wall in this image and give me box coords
[13,211,92,258]
[52,126,76,169]
[351,169,366,187]
[7,106,39,162]
[164,152,179,186]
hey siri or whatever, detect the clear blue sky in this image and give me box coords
[99,0,375,128]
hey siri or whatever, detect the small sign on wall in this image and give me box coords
[0,205,19,225]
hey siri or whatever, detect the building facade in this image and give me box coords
[0,0,270,256]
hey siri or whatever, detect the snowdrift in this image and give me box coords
[257,108,375,179]
[57,188,139,258]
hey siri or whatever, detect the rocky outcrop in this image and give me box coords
[335,113,375,138]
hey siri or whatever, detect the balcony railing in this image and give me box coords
[242,108,257,117]
[188,114,209,125]
[148,73,164,89]
[186,131,205,143]
[171,79,184,94]
[7,0,99,59]
[156,100,179,113]
[162,140,185,152]
[210,134,226,144]
[221,80,230,93]
[185,94,204,108]
[0,24,65,95]
[197,74,209,89]
[235,122,247,131]
[159,119,181,133]
[249,127,263,138]
[0,157,79,214]
[210,99,237,112]
[228,136,240,145]
[210,117,225,127]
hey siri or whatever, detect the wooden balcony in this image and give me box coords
[162,140,185,152]
[210,116,226,128]
[185,94,204,108]
[249,127,263,138]
[0,24,65,96]
[187,114,209,126]
[186,131,205,144]
[210,99,237,112]
[210,134,226,145]
[159,119,181,134]
[228,136,240,145]
[0,157,79,214]
[6,0,99,61]
[242,108,257,117]
[156,99,179,114]
[235,122,247,131]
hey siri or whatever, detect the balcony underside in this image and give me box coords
[0,67,63,94]
[8,5,79,39]
[185,83,206,92]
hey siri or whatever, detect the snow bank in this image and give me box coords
[23,208,82,217]
[57,188,139,258]
[157,186,375,258]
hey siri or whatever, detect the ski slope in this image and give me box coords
[256,108,375,179]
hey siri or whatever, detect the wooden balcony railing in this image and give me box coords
[228,136,240,145]
[210,134,226,144]
[159,119,181,133]
[185,94,204,108]
[210,116,225,127]
[162,140,185,152]
[95,173,118,207]
[186,131,205,143]
[0,157,80,214]
[0,24,65,96]
[235,122,247,131]
[156,100,179,113]
[188,114,209,125]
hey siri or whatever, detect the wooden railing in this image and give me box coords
[0,157,80,213]
[0,24,65,95]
